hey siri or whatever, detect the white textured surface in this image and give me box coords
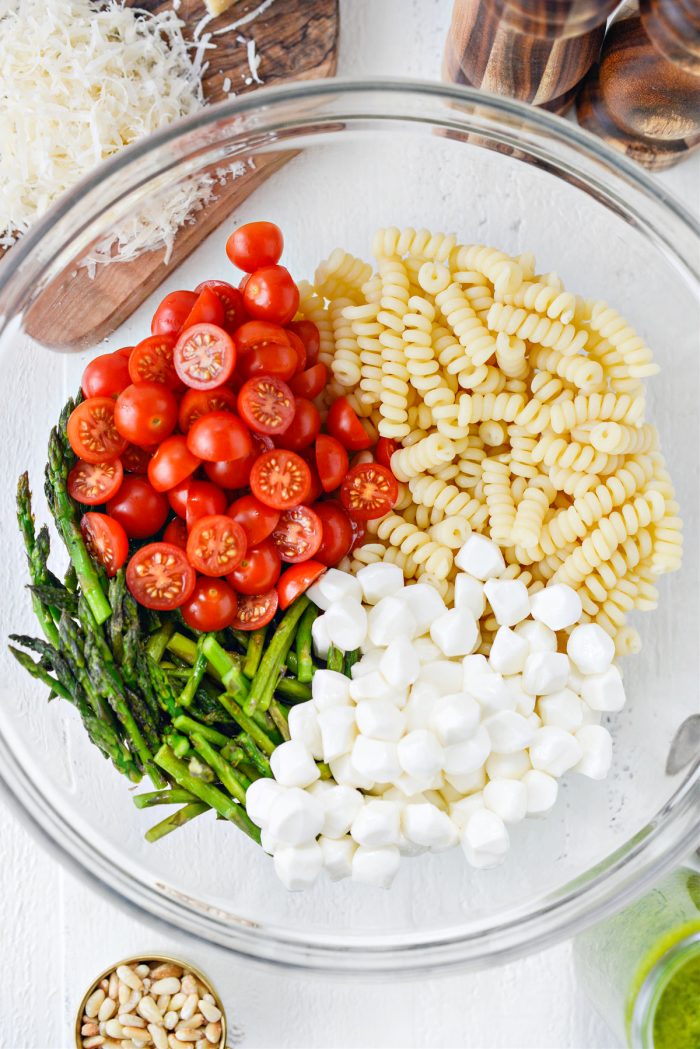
[1,2,698,1046]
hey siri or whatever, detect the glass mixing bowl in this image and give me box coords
[0,80,698,975]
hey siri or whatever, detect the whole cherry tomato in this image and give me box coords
[106,475,169,539]
[226,221,283,272]
[227,538,281,595]
[182,577,238,631]
[82,351,131,400]
[243,265,299,326]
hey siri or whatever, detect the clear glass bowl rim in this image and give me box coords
[0,77,698,975]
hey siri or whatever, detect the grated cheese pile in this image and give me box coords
[0,0,207,256]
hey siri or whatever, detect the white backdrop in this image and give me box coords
[1,2,698,1046]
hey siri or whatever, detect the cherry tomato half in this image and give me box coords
[315,434,349,493]
[375,437,399,470]
[227,494,279,547]
[182,577,238,632]
[163,517,188,549]
[289,363,327,399]
[226,221,283,272]
[82,351,131,400]
[237,376,295,436]
[181,286,225,331]
[326,397,374,452]
[249,450,311,510]
[227,538,281,595]
[148,436,201,492]
[168,479,193,519]
[232,588,279,630]
[194,279,246,334]
[68,459,123,506]
[243,265,299,326]
[185,480,228,530]
[340,463,398,521]
[81,512,128,577]
[234,320,290,355]
[114,383,178,446]
[174,323,236,391]
[121,444,153,474]
[277,562,325,610]
[67,398,127,464]
[186,514,247,577]
[106,475,169,539]
[126,542,196,610]
[314,501,354,566]
[151,290,198,335]
[271,505,322,563]
[186,411,252,463]
[178,386,238,433]
[278,398,320,452]
[287,320,320,367]
[129,333,180,389]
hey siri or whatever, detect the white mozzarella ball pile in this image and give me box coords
[247,539,625,891]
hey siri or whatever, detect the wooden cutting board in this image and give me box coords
[23,0,339,349]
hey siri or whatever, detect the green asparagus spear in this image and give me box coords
[154,745,260,842]
[16,474,60,646]
[285,650,299,676]
[268,700,291,742]
[344,649,360,676]
[178,639,207,708]
[190,734,250,803]
[274,677,311,702]
[45,426,111,625]
[243,627,266,679]
[246,597,310,714]
[147,620,176,663]
[133,788,198,809]
[326,645,344,673]
[216,693,276,756]
[145,801,209,842]
[172,715,231,748]
[295,603,317,683]
[237,734,272,778]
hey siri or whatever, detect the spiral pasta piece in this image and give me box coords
[511,475,555,549]
[586,421,658,455]
[430,514,472,549]
[372,227,457,263]
[586,300,659,378]
[373,513,454,579]
[315,248,373,302]
[530,347,603,391]
[500,281,577,323]
[391,432,456,481]
[549,393,646,434]
[487,302,588,356]
[436,283,498,368]
[349,541,419,579]
[408,474,489,529]
[532,432,617,475]
[495,332,528,379]
[483,457,516,545]
[296,280,334,367]
[450,243,523,296]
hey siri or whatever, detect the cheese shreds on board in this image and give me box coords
[0,0,208,259]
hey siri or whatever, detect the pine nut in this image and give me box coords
[83,1038,106,1048]
[198,1001,220,1024]
[135,964,150,978]
[167,1038,190,1049]
[118,1014,145,1028]
[204,1023,221,1045]
[103,1041,122,1049]
[172,1031,199,1043]
[123,1028,151,1043]
[100,979,110,993]
[169,993,186,1012]
[82,1023,100,1037]
[179,994,198,1022]
[180,975,198,997]
[137,997,163,1025]
[120,1041,139,1049]
[150,963,183,981]
[177,1015,203,1029]
[123,991,142,1014]
[118,984,132,1006]
[149,1024,169,1049]
[156,994,170,1013]
[109,973,119,1000]
[151,977,181,996]
[86,989,107,1018]
[163,1012,178,1031]
[105,1020,125,1039]
[117,966,144,992]
[99,998,117,1022]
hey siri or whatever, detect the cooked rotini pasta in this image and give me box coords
[313,226,680,651]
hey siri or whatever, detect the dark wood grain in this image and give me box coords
[20,0,339,349]
[577,0,700,170]
[443,0,617,114]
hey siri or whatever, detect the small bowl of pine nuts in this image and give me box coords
[75,954,227,1049]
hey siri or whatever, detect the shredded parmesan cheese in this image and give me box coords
[0,0,207,255]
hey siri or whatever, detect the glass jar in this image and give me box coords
[574,865,700,1047]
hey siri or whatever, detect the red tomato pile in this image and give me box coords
[67,222,399,633]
